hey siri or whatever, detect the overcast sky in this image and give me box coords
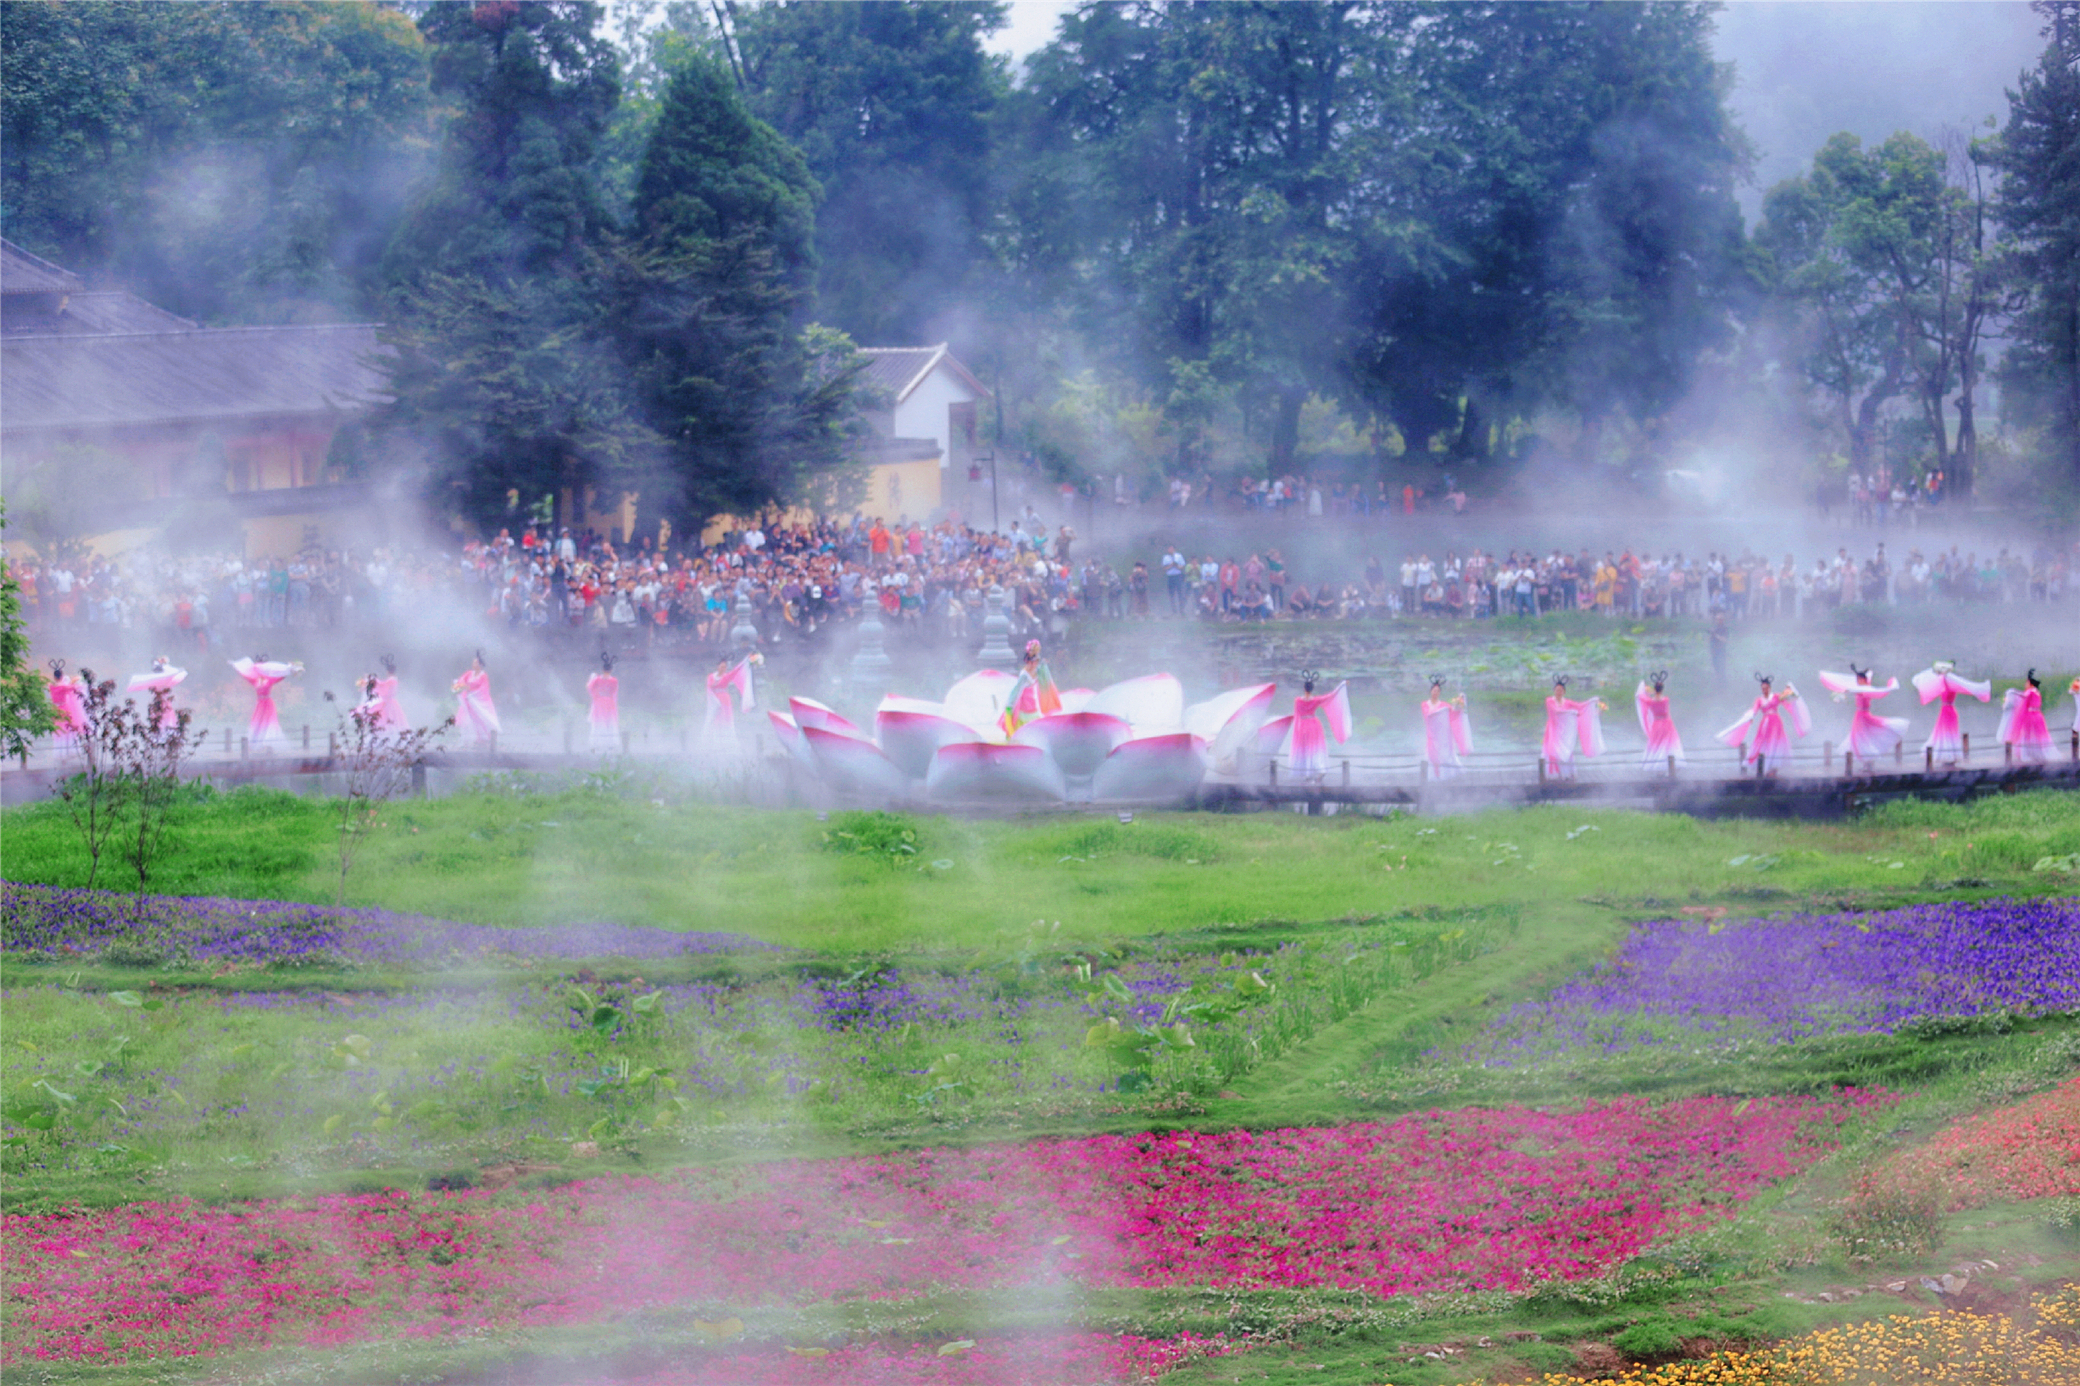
[983,1,2050,221]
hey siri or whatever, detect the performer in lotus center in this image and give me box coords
[588,651,621,754]
[1000,640,1063,737]
[127,655,187,732]
[1541,677,1606,780]
[1716,673,1809,776]
[1420,675,1470,781]
[1998,669,2054,765]
[1634,671,1683,771]
[453,651,500,746]
[1913,660,1991,766]
[1817,664,1907,767]
[231,654,302,751]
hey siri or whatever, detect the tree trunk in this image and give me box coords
[1455,396,1487,460]
[1268,386,1305,472]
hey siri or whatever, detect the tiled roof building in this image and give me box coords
[0,239,389,554]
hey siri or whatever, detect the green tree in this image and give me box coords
[1,1,430,323]
[621,54,863,521]
[1992,0,2080,490]
[725,1,1008,344]
[0,506,59,762]
[1756,133,1937,475]
[377,0,649,530]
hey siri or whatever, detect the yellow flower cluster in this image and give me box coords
[1514,1290,2080,1385]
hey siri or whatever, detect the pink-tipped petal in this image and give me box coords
[803,725,911,800]
[790,696,868,739]
[876,709,983,780]
[942,669,1018,734]
[1093,733,1209,802]
[925,741,1067,803]
[1083,673,1186,734]
[1011,711,1135,779]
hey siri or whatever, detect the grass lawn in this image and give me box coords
[5,781,2079,950]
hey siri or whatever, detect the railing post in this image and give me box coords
[1341,759,1351,788]
[2005,741,2014,766]
[1843,749,1853,776]
[1962,733,1970,763]
[411,759,427,798]
[1268,760,1278,788]
[328,731,338,756]
[1823,739,1833,771]
[1666,754,1676,779]
[302,724,310,751]
[1926,746,1935,773]
[240,736,249,759]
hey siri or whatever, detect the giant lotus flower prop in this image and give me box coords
[769,671,1275,803]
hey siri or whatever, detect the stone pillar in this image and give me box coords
[852,611,893,695]
[977,584,1016,670]
[730,590,759,653]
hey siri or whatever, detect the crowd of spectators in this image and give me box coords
[10,512,2072,662]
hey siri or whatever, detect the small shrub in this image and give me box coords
[1831,1170,1947,1262]
[819,810,922,866]
[1612,1318,1686,1359]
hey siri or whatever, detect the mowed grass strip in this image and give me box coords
[4,786,2078,952]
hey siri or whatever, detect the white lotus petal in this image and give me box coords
[790,697,869,739]
[1083,673,1185,736]
[803,726,911,800]
[925,741,1066,802]
[942,669,1019,735]
[876,709,983,780]
[1011,711,1135,780]
[1092,733,1209,802]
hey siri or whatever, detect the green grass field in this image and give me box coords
[6,779,2079,949]
[5,785,2079,1385]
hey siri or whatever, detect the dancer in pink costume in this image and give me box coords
[126,656,187,731]
[2070,676,2080,739]
[587,651,621,754]
[1716,673,1809,775]
[1285,670,1352,778]
[1817,665,1908,764]
[1634,672,1684,770]
[703,653,759,746]
[452,651,500,746]
[45,660,88,753]
[230,655,302,751]
[1997,670,2054,765]
[1420,675,1470,780]
[1912,661,1990,765]
[1541,677,1606,780]
[358,655,409,732]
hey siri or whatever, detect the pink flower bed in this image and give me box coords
[1879,1074,2080,1209]
[4,1092,1889,1364]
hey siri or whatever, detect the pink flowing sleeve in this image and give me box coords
[1998,688,2025,745]
[1635,683,1653,737]
[1716,704,1757,748]
[1322,682,1353,743]
[1954,673,1992,703]
[1575,697,1606,757]
[1911,668,1944,704]
[1451,704,1472,754]
[1783,687,1812,739]
[1817,670,1858,697]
